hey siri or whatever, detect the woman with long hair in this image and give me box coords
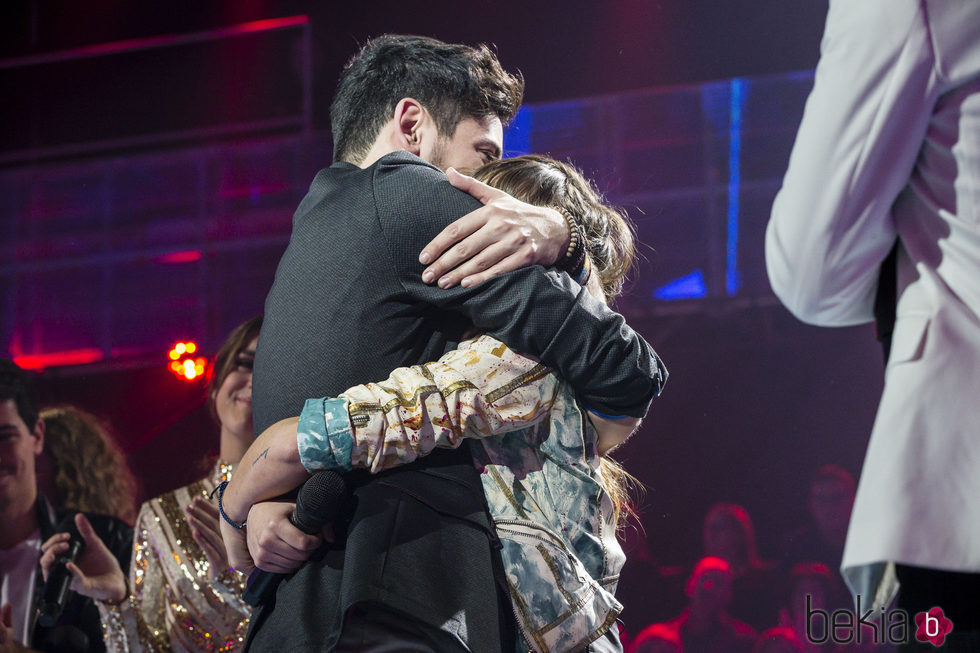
[39,406,139,525]
[221,156,657,652]
[40,316,262,652]
[702,502,781,631]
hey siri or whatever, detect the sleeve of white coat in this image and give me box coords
[765,0,941,326]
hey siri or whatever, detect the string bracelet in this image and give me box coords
[210,480,246,530]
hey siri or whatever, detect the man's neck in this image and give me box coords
[0,495,39,550]
[354,133,412,170]
[353,148,392,170]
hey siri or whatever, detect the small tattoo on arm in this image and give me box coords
[252,448,270,467]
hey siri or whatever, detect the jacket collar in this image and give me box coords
[34,494,60,541]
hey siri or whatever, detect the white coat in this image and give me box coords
[766,0,980,608]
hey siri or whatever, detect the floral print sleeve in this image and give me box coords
[297,335,559,474]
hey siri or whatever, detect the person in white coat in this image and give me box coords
[765,1,980,651]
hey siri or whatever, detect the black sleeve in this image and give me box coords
[373,154,667,418]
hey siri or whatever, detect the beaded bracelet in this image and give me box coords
[555,207,588,281]
[210,480,246,530]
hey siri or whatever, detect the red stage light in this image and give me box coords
[12,348,103,371]
[167,341,206,382]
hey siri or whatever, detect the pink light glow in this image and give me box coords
[155,250,203,265]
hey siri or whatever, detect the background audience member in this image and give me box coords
[39,316,261,652]
[783,562,831,652]
[781,562,864,653]
[630,622,684,653]
[781,562,890,653]
[0,359,132,653]
[617,509,687,640]
[782,465,855,610]
[37,407,138,525]
[652,556,756,653]
[703,502,781,631]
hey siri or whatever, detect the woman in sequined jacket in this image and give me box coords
[222,156,664,653]
[41,316,262,652]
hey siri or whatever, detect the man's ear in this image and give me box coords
[392,97,425,155]
[32,418,45,455]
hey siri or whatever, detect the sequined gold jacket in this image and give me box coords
[97,462,250,652]
[298,335,627,653]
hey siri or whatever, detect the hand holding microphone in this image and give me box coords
[242,470,348,606]
[38,513,128,623]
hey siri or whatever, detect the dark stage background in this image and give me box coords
[0,0,885,574]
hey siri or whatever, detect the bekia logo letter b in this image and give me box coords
[915,607,953,647]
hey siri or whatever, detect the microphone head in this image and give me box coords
[292,471,348,534]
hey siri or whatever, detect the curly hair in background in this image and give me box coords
[41,406,138,525]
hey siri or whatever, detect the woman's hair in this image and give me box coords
[473,154,636,303]
[41,406,138,525]
[474,155,639,526]
[703,501,762,569]
[207,315,263,424]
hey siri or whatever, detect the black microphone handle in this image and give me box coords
[37,538,84,627]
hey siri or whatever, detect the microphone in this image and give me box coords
[242,470,348,606]
[38,515,86,627]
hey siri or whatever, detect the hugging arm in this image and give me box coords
[220,335,561,572]
[376,157,667,419]
[221,335,559,522]
[221,334,641,567]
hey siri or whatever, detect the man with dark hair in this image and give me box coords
[329,35,523,166]
[0,359,131,653]
[234,34,665,651]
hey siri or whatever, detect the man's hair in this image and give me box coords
[0,359,38,428]
[330,34,524,162]
[207,316,263,424]
[810,463,856,493]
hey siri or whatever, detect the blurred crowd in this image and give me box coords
[620,467,894,653]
